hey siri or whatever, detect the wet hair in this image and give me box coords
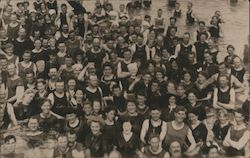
[170,17,177,22]
[148,133,160,141]
[136,90,146,97]
[198,71,208,79]
[188,108,200,117]
[104,106,117,115]
[66,107,77,115]
[199,21,206,25]
[4,135,16,143]
[227,44,235,50]
[150,105,161,112]
[174,106,187,113]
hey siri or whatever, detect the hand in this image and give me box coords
[134,75,141,83]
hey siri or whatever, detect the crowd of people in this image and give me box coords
[0,0,249,158]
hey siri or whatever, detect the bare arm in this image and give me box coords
[117,62,131,78]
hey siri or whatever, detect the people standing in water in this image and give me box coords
[0,0,248,158]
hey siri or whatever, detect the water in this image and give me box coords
[82,0,249,58]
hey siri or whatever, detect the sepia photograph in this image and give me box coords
[0,0,249,157]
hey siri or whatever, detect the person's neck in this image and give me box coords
[123,131,132,135]
[190,101,196,106]
[138,104,146,109]
[128,112,137,116]
[173,120,184,126]
[41,112,51,118]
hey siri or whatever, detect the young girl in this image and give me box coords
[115,118,141,158]
[85,117,108,158]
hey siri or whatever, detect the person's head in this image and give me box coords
[41,98,52,114]
[142,71,152,84]
[69,30,76,41]
[22,50,32,62]
[88,74,98,87]
[226,45,235,56]
[175,2,180,9]
[10,13,17,22]
[218,62,227,73]
[176,84,185,97]
[93,38,101,50]
[187,1,193,10]
[136,91,146,106]
[65,55,73,67]
[67,130,77,147]
[67,77,76,90]
[109,150,122,158]
[55,80,65,93]
[126,99,137,114]
[4,43,14,55]
[217,109,229,124]
[18,28,26,39]
[25,71,35,84]
[90,117,102,135]
[104,106,116,121]
[103,62,113,76]
[122,118,132,133]
[150,80,159,93]
[137,34,144,45]
[4,135,16,153]
[188,109,200,125]
[187,91,197,103]
[48,67,58,80]
[112,85,122,96]
[233,56,242,69]
[61,3,67,13]
[174,106,187,123]
[183,71,192,82]
[207,145,220,158]
[157,9,163,17]
[153,53,162,64]
[183,32,190,44]
[34,39,42,49]
[167,81,176,93]
[198,21,206,31]
[187,52,196,63]
[204,51,213,63]
[7,63,16,76]
[75,89,84,101]
[168,94,177,105]
[57,135,68,150]
[66,108,77,123]
[150,106,161,121]
[169,141,182,157]
[93,99,102,114]
[234,109,246,125]
[28,117,39,131]
[218,75,229,88]
[197,71,208,84]
[149,134,160,151]
[170,17,177,26]
[200,32,208,42]
[83,101,93,115]
[123,49,132,61]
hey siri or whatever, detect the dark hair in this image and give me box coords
[199,21,206,25]
[174,106,187,113]
[227,44,235,50]
[4,135,16,143]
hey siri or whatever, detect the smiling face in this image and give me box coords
[91,121,101,135]
[41,100,51,114]
[174,110,186,123]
